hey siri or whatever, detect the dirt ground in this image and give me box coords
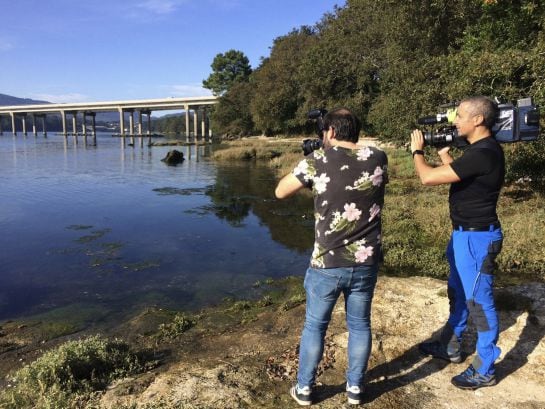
[93,276,545,409]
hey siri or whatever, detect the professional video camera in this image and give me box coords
[302,108,327,155]
[417,97,540,148]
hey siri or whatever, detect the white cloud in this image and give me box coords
[167,84,213,97]
[0,38,13,51]
[29,93,90,103]
[136,0,185,14]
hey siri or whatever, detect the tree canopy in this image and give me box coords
[202,49,252,96]
[203,0,545,186]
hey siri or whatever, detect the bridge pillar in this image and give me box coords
[184,104,190,140]
[118,107,124,135]
[89,112,97,145]
[21,114,27,136]
[137,110,143,136]
[136,110,143,147]
[10,112,16,136]
[0,115,3,135]
[81,112,87,136]
[193,110,198,140]
[82,112,88,145]
[36,114,47,137]
[60,110,67,137]
[201,109,206,141]
[32,114,47,137]
[144,110,152,146]
[71,112,77,135]
[127,109,135,146]
[32,114,37,136]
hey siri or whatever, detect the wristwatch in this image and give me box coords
[412,150,425,158]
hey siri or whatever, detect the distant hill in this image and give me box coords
[0,93,50,106]
[0,93,121,123]
[0,93,166,129]
[0,93,122,131]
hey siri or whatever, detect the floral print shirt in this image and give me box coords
[293,145,388,268]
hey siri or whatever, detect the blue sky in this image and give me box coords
[0,0,342,103]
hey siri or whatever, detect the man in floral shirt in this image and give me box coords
[275,108,388,406]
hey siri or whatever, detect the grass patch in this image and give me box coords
[212,138,301,163]
[0,336,147,409]
[156,313,196,341]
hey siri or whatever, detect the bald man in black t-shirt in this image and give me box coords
[410,96,505,390]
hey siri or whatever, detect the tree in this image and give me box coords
[210,81,256,137]
[202,50,252,96]
[250,27,318,135]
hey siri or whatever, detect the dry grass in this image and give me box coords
[212,137,301,163]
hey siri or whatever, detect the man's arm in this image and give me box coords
[275,173,305,199]
[412,155,461,185]
[411,130,461,186]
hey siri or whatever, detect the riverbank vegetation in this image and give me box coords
[200,0,545,191]
[212,137,545,284]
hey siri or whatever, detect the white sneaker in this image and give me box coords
[346,384,363,405]
[290,384,312,406]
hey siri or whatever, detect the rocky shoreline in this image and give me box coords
[2,276,544,408]
[95,276,545,408]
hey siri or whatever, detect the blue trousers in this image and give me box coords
[297,264,378,388]
[443,226,503,375]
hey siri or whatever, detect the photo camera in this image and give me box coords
[418,97,540,148]
[302,108,327,155]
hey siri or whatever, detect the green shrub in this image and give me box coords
[157,313,196,340]
[505,137,545,193]
[0,336,145,409]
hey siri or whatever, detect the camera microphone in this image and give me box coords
[417,114,448,125]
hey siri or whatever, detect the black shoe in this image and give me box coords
[451,365,497,390]
[419,341,462,363]
[290,384,312,406]
[346,384,363,405]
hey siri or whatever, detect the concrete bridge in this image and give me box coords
[0,96,218,144]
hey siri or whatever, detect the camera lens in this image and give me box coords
[302,138,323,156]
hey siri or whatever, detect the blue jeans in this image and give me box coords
[297,264,378,388]
[445,227,503,375]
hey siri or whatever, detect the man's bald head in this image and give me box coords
[459,96,498,130]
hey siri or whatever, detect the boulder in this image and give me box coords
[161,149,184,166]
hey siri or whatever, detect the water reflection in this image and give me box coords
[205,163,315,251]
[0,134,313,323]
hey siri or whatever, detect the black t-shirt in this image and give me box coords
[292,146,388,268]
[449,137,505,227]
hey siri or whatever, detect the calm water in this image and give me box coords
[0,133,313,322]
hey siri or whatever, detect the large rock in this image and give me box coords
[161,149,184,166]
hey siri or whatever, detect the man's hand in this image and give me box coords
[438,146,451,156]
[410,130,425,153]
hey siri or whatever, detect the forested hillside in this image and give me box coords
[203,0,545,189]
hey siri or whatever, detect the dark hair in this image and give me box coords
[323,108,361,143]
[461,96,498,130]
